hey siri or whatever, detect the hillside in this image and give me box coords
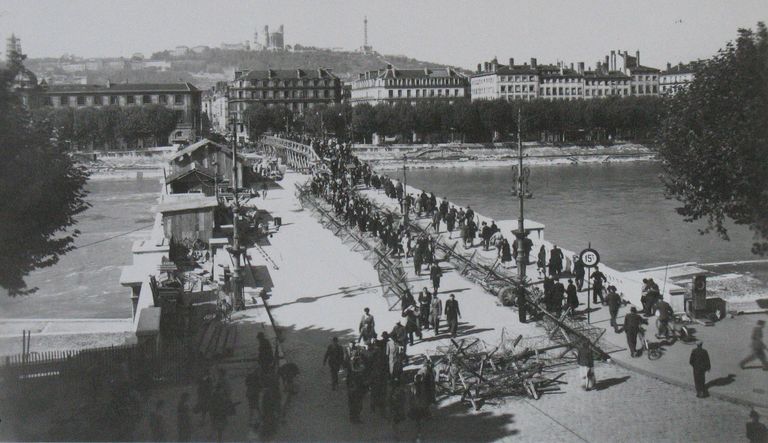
[24,48,465,90]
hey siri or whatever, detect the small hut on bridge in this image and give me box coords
[167,139,256,195]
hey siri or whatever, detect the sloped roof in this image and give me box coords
[170,139,232,162]
[165,164,218,184]
[629,65,660,74]
[157,196,219,213]
[236,68,338,81]
[583,70,630,80]
[44,82,198,93]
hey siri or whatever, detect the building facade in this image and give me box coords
[350,64,469,106]
[202,82,229,133]
[660,62,699,95]
[24,81,202,143]
[471,51,657,102]
[227,67,341,140]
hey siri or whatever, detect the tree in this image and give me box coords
[659,22,768,255]
[0,65,90,295]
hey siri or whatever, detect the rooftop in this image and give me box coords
[235,68,338,81]
[43,82,199,93]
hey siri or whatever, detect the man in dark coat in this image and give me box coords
[517,287,527,324]
[605,286,622,330]
[591,266,607,305]
[430,263,442,294]
[573,257,585,291]
[323,337,344,390]
[550,245,564,276]
[480,222,492,251]
[689,342,711,398]
[623,307,647,357]
[566,279,579,315]
[445,294,462,338]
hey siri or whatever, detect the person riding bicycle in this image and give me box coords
[655,298,674,339]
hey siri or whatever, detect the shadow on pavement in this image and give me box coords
[706,374,736,389]
[594,375,631,391]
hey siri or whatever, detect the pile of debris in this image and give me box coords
[431,329,591,410]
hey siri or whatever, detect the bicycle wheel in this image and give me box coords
[648,347,662,360]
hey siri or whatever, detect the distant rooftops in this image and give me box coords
[42,82,198,93]
[357,64,466,81]
[234,68,338,81]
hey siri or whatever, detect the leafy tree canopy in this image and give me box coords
[659,22,768,255]
[0,65,90,295]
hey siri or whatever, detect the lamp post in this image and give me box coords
[512,109,531,282]
[402,154,408,225]
[229,115,244,311]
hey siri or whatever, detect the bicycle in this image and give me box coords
[656,313,693,342]
[638,327,662,360]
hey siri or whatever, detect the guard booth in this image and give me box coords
[685,274,727,321]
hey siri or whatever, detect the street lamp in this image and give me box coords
[511,109,532,281]
[402,154,408,225]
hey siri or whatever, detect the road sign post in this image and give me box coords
[580,247,600,324]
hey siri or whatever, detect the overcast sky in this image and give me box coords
[1,0,766,69]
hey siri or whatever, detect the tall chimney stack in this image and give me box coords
[610,50,616,71]
[577,62,585,74]
[477,63,482,73]
[666,62,671,71]
[509,57,514,67]
[636,50,640,66]
[530,57,537,69]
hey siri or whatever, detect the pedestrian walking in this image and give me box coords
[430,293,443,335]
[591,266,607,305]
[418,288,432,330]
[500,238,513,266]
[257,332,275,373]
[689,341,711,398]
[550,245,564,276]
[517,287,528,323]
[577,339,596,391]
[445,294,462,337]
[573,256,585,291]
[566,279,579,315]
[149,400,165,442]
[323,337,344,390]
[177,393,192,442]
[446,207,456,238]
[605,286,621,330]
[481,221,492,250]
[278,362,300,395]
[245,367,262,424]
[623,307,647,357]
[430,262,442,294]
[194,374,212,426]
[403,305,422,345]
[739,320,768,370]
[358,307,376,343]
[261,181,268,200]
[346,347,368,424]
[746,410,768,443]
[536,245,547,277]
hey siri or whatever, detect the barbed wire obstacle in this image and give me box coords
[295,186,411,311]
[430,328,578,410]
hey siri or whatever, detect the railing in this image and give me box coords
[259,135,321,170]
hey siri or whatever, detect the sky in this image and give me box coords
[1,0,766,70]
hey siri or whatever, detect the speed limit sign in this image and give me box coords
[580,248,600,267]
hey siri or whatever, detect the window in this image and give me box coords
[77,96,86,106]
[126,95,135,104]
[324,89,330,98]
[388,90,393,98]
[397,90,402,97]
[110,95,119,105]
[44,96,53,106]
[157,94,166,104]
[406,90,411,97]
[454,89,459,96]
[238,91,243,98]
[174,94,184,105]
[175,110,184,123]
[92,96,101,105]
[283,91,289,98]
[142,94,151,104]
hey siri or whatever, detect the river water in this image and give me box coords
[0,176,159,319]
[0,162,758,319]
[404,161,757,272]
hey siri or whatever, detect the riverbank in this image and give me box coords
[355,142,656,170]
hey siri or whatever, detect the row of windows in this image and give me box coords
[499,75,537,82]
[585,88,630,97]
[635,75,658,81]
[42,94,186,107]
[234,89,333,99]
[543,87,582,96]
[388,88,462,98]
[501,85,535,93]
[632,85,658,94]
[237,79,336,88]
[386,78,465,87]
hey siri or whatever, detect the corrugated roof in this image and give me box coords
[45,82,198,93]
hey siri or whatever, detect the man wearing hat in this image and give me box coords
[739,320,768,370]
[689,341,711,398]
[623,307,647,357]
[746,409,767,442]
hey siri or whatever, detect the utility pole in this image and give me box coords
[514,108,530,281]
[230,116,244,311]
[402,154,408,225]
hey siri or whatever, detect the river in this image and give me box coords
[403,161,757,271]
[0,175,159,319]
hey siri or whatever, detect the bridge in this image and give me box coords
[258,135,320,170]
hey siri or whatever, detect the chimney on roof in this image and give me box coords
[667,62,671,71]
[570,62,574,71]
[610,50,616,71]
[491,57,498,71]
[477,63,481,73]
[386,63,392,70]
[509,57,514,67]
[106,79,111,88]
[577,62,584,75]
[530,58,537,69]
[605,55,609,71]
[636,50,640,66]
